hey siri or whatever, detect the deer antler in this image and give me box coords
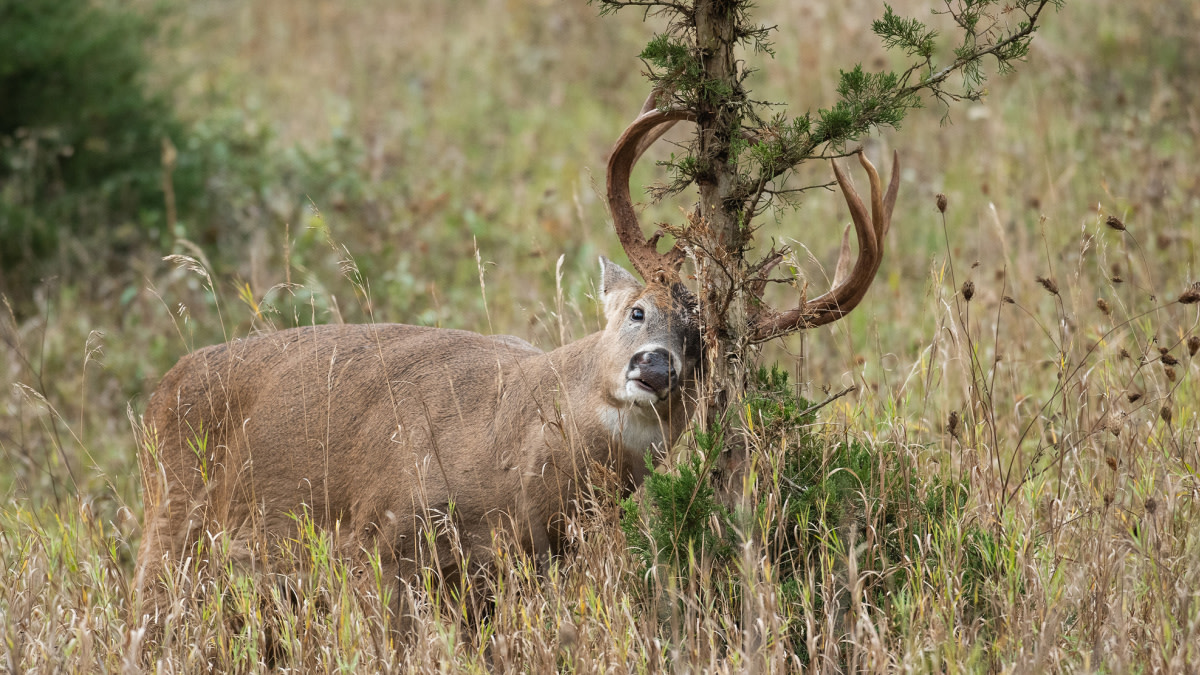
[751,150,900,342]
[607,92,695,280]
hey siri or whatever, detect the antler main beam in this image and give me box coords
[606,94,695,280]
[751,150,900,342]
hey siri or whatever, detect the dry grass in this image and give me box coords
[3,0,1200,671]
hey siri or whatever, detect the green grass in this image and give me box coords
[3,0,1200,671]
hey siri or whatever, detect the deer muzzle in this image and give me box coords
[628,348,677,397]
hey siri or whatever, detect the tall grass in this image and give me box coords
[2,0,1199,671]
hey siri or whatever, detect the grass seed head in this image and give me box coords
[1160,352,1178,366]
[1127,391,1141,403]
[948,411,961,441]
[1105,456,1118,471]
[1003,295,1015,304]
[1145,497,1157,515]
[1160,405,1173,425]
[1105,215,1126,231]
[936,193,948,213]
[1179,283,1200,305]
[961,281,975,302]
[1164,365,1177,382]
[1107,415,1121,437]
[1188,335,1200,357]
[1036,276,1059,296]
[1096,297,1111,315]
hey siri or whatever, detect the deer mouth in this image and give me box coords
[631,377,662,395]
[625,376,668,402]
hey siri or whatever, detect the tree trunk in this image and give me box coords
[692,1,748,445]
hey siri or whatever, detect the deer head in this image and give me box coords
[596,257,701,408]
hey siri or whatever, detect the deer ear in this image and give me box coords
[599,256,642,321]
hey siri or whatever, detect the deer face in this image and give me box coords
[598,257,702,408]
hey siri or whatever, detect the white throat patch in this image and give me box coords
[598,404,668,456]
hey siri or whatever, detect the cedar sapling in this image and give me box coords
[593,0,1061,476]
[594,0,1062,579]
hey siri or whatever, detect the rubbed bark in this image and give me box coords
[692,0,747,435]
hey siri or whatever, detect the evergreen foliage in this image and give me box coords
[621,423,729,572]
[624,366,1005,656]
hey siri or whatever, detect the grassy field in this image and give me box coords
[2,0,1199,671]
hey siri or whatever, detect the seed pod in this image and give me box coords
[936,193,948,213]
[1003,295,1015,304]
[1105,456,1117,471]
[1164,365,1177,382]
[1161,353,1178,366]
[1036,276,1059,296]
[1188,335,1199,357]
[1160,405,1172,425]
[1145,497,1157,515]
[1126,392,1141,403]
[961,281,975,302]
[948,411,961,441]
[1105,215,1126,231]
[1096,298,1111,316]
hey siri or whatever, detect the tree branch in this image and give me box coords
[901,0,1055,99]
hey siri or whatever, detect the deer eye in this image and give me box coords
[630,307,645,322]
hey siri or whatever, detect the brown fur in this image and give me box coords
[134,258,700,630]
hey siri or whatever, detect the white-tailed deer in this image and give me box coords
[134,92,898,633]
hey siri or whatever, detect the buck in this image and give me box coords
[133,93,899,631]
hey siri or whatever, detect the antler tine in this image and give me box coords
[880,150,900,238]
[607,98,695,280]
[632,89,681,159]
[638,89,661,116]
[752,150,900,341]
[830,224,853,288]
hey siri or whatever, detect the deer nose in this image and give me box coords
[630,348,675,393]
